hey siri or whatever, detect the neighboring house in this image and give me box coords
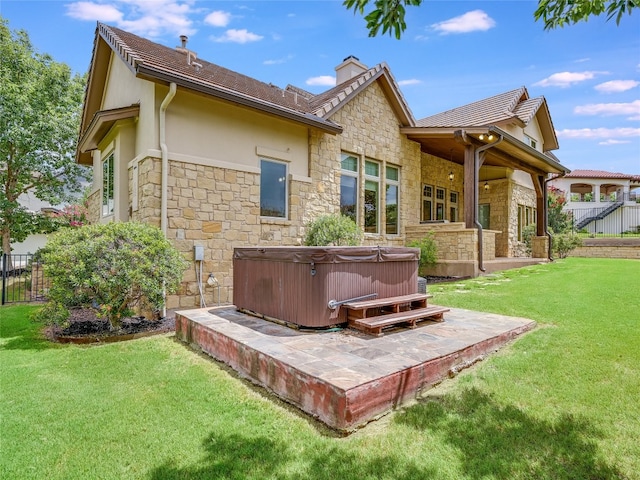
[10,193,60,255]
[77,23,568,309]
[549,170,640,235]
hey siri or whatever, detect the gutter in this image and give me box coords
[160,82,177,236]
[474,134,503,273]
[136,65,342,135]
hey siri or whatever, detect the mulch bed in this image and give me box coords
[45,307,175,344]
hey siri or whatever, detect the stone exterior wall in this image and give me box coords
[510,182,537,257]
[330,81,422,245]
[119,80,423,309]
[86,189,102,225]
[420,153,464,221]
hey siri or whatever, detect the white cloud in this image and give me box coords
[66,1,123,22]
[398,79,421,86]
[574,100,640,120]
[556,127,640,139]
[264,55,294,66]
[204,10,231,28]
[431,10,496,35]
[65,0,196,37]
[211,29,263,44]
[306,76,336,86]
[534,71,605,88]
[598,139,631,145]
[594,80,639,93]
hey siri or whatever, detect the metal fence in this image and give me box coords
[567,204,640,237]
[1,254,48,305]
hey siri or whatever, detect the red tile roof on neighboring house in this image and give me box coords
[564,169,640,180]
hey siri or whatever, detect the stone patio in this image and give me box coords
[175,306,535,431]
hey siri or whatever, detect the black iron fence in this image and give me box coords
[567,204,640,237]
[1,254,48,305]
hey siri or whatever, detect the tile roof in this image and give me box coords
[564,169,640,180]
[416,87,528,128]
[100,24,314,115]
[99,23,416,128]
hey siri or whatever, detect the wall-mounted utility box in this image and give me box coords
[194,245,204,261]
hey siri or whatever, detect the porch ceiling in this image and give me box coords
[401,126,569,176]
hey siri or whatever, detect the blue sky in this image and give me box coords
[3,0,639,174]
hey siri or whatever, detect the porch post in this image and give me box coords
[463,144,476,228]
[532,174,546,236]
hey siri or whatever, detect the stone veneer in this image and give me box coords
[126,81,423,309]
[420,153,465,221]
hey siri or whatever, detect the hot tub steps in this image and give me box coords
[343,293,449,336]
[349,306,449,336]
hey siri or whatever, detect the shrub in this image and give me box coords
[407,234,438,276]
[38,222,188,328]
[522,224,537,256]
[552,233,583,259]
[304,214,362,246]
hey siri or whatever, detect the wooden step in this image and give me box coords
[342,293,432,310]
[349,305,449,336]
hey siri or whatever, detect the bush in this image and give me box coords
[521,224,537,256]
[304,214,362,246]
[407,234,438,275]
[37,222,188,328]
[553,233,583,259]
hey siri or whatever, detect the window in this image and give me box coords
[385,166,399,235]
[449,191,458,222]
[479,204,490,229]
[364,160,380,233]
[260,159,287,218]
[102,153,114,217]
[517,204,536,241]
[435,187,445,221]
[340,153,358,223]
[524,134,537,150]
[422,184,433,221]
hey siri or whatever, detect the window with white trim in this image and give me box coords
[385,165,399,235]
[102,153,114,217]
[524,134,537,150]
[422,184,433,221]
[260,159,288,218]
[364,160,380,233]
[340,153,358,223]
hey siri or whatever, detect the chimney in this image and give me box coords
[335,55,367,85]
[176,35,197,66]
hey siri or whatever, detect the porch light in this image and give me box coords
[479,133,495,141]
[484,182,489,191]
[448,171,454,182]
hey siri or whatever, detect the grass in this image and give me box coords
[1,257,639,479]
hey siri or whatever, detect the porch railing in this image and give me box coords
[1,254,48,305]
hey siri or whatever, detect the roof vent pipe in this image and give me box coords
[180,35,188,48]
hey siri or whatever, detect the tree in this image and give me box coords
[0,17,89,259]
[343,0,637,38]
[547,185,573,234]
[534,0,638,30]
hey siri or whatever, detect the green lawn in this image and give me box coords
[1,257,638,479]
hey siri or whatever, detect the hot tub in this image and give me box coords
[233,246,419,328]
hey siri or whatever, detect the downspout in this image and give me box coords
[544,172,565,261]
[159,82,177,318]
[160,82,177,236]
[474,135,503,272]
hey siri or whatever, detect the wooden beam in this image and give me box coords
[464,144,476,228]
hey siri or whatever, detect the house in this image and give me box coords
[77,23,569,309]
[549,170,640,235]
